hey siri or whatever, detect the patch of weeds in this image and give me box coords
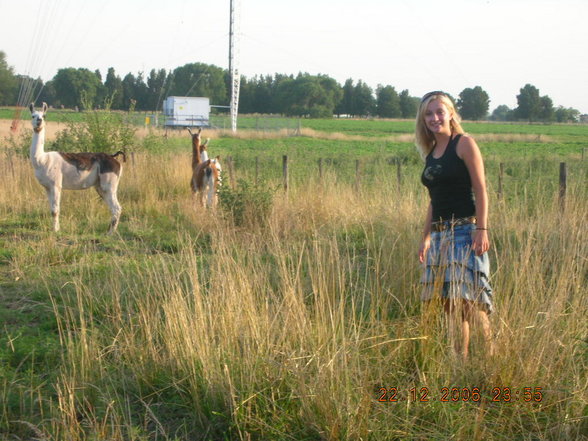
[48,96,137,154]
[219,179,276,228]
[0,248,12,264]
[141,130,172,154]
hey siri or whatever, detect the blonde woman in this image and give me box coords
[416,91,494,359]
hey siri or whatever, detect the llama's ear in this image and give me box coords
[202,138,209,147]
[215,155,221,160]
[187,128,193,135]
[197,127,202,134]
[42,102,48,113]
[29,103,34,113]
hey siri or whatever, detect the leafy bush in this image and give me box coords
[4,129,32,158]
[49,96,137,153]
[219,179,275,227]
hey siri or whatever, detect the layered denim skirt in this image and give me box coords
[421,223,494,314]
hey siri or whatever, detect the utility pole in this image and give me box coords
[229,0,241,132]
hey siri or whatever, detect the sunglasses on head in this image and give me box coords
[421,91,448,102]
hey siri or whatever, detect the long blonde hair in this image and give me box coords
[415,92,465,159]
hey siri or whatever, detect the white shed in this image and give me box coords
[163,96,210,127]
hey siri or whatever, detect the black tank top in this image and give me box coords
[420,134,475,221]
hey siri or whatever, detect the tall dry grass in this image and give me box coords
[1,146,586,440]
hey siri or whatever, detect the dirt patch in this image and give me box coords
[0,118,191,145]
[0,118,65,142]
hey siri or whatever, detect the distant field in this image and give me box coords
[3,105,588,138]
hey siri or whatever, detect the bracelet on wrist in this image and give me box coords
[476,227,488,230]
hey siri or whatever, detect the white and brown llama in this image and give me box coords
[188,127,222,208]
[29,102,125,233]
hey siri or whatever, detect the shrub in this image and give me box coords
[49,95,137,153]
[219,179,275,228]
[4,129,32,158]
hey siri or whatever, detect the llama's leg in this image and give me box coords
[207,187,213,208]
[207,181,215,208]
[105,191,122,233]
[45,185,61,232]
[198,189,205,208]
[99,174,122,234]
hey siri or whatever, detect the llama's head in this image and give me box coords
[187,127,202,147]
[29,102,48,133]
[200,138,210,161]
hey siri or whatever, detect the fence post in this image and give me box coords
[255,156,259,186]
[283,155,289,193]
[498,163,504,199]
[318,158,323,180]
[559,162,567,212]
[396,160,402,187]
[355,159,361,192]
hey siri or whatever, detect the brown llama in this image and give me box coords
[188,128,222,208]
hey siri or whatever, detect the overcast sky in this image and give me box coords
[1,0,586,113]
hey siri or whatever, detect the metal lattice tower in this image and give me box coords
[229,0,241,132]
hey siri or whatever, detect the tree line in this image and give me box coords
[0,51,581,122]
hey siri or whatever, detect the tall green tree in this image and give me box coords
[554,106,580,123]
[274,73,339,118]
[133,72,150,110]
[146,68,168,111]
[352,80,375,117]
[515,84,541,121]
[335,78,355,116]
[104,67,124,109]
[399,89,419,118]
[168,63,227,106]
[37,78,56,106]
[376,85,400,118]
[457,86,490,120]
[317,74,342,116]
[252,75,276,113]
[52,68,102,109]
[490,104,514,121]
[539,95,554,122]
[0,51,18,105]
[121,73,137,110]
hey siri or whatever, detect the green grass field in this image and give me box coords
[1,113,587,440]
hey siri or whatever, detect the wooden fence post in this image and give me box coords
[283,155,289,193]
[255,156,259,186]
[498,163,505,199]
[559,162,567,212]
[355,159,361,192]
[318,158,323,180]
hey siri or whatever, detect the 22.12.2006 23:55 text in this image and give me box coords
[377,387,544,403]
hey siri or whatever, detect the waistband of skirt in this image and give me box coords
[431,216,476,232]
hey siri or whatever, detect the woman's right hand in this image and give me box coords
[419,237,431,264]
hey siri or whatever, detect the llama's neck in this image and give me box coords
[30,128,46,166]
[192,142,201,166]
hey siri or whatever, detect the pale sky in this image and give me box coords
[1,0,587,113]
